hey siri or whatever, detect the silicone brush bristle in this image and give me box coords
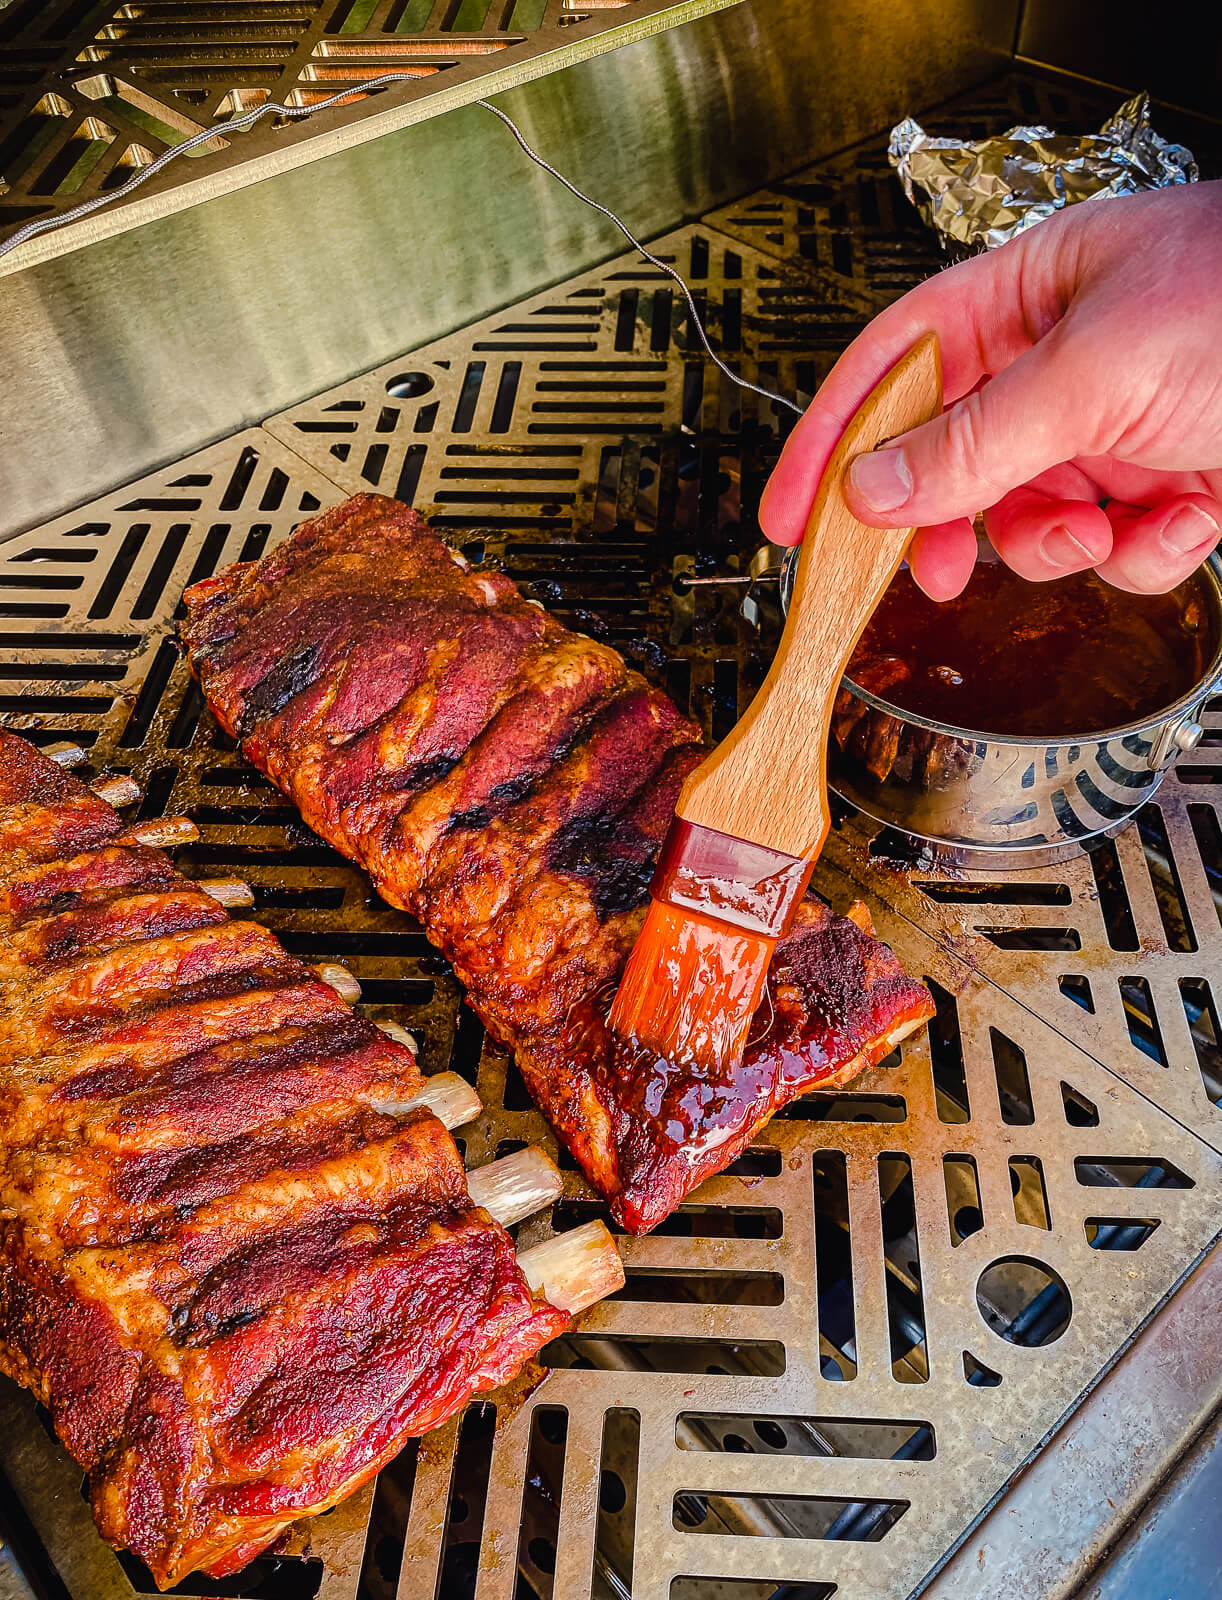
[608,899,775,1072]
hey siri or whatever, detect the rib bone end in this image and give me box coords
[197,878,255,908]
[395,1071,481,1131]
[313,962,361,1004]
[47,743,88,768]
[468,1147,562,1228]
[92,774,142,808]
[517,1221,624,1316]
[128,817,200,848]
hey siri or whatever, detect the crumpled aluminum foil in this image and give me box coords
[889,93,1197,252]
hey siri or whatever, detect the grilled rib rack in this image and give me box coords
[1,71,1220,1600]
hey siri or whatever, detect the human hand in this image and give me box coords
[759,181,1222,598]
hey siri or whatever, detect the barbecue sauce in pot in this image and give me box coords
[846,560,1218,737]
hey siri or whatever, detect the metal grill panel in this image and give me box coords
[0,0,742,260]
[1,70,1221,1600]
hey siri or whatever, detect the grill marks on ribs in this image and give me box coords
[0,733,568,1588]
[184,495,935,1231]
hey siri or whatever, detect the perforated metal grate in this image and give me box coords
[0,0,739,255]
[1,70,1221,1600]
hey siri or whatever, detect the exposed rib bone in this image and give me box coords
[313,962,360,1003]
[126,817,199,848]
[517,1221,624,1315]
[375,1019,419,1052]
[882,1015,925,1051]
[394,1071,481,1131]
[197,878,255,908]
[813,1014,930,1097]
[467,1148,562,1228]
[91,774,141,808]
[47,743,88,768]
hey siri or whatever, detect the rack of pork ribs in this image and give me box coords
[183,494,935,1233]
[0,730,620,1589]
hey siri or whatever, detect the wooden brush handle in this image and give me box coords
[677,332,943,859]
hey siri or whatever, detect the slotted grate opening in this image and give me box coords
[0,68,1220,1600]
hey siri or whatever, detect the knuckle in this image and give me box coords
[936,394,1007,501]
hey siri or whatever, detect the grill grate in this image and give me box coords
[0,0,742,258]
[2,71,1221,1600]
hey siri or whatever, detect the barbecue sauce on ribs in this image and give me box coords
[182,494,934,1234]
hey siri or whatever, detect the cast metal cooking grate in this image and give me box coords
[0,0,741,255]
[1,71,1221,1600]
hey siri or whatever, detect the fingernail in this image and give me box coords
[1040,525,1094,570]
[848,448,912,513]
[1162,504,1219,555]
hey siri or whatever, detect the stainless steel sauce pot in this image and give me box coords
[777,546,1222,869]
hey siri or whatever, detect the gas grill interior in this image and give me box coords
[2,61,1222,1600]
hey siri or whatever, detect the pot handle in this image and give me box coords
[1147,711,1205,770]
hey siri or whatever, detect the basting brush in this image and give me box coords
[609,333,943,1072]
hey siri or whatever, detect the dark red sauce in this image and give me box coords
[847,560,1218,738]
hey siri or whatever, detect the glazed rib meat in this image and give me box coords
[0,731,569,1588]
[183,494,935,1232]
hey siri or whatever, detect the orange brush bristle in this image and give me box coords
[608,819,814,1074]
[608,900,775,1072]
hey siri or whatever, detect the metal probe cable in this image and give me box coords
[0,75,803,419]
[472,98,802,417]
[0,73,430,262]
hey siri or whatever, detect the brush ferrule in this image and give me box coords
[651,819,813,940]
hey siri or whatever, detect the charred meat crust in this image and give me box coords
[0,731,567,1588]
[183,495,935,1233]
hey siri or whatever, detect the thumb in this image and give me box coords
[844,332,1091,529]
